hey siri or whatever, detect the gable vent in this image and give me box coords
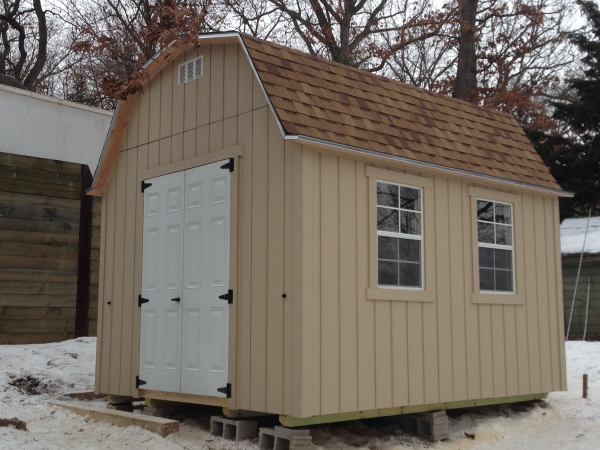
[178,56,203,85]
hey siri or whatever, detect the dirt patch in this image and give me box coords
[9,375,52,396]
[0,417,27,431]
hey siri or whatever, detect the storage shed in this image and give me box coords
[89,32,569,425]
[0,84,112,344]
[561,216,600,339]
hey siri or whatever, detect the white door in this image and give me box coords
[139,171,185,393]
[181,161,230,396]
[139,160,231,397]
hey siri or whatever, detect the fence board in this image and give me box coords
[0,153,101,342]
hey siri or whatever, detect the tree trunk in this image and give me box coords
[453,0,478,102]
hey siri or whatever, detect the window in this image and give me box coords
[366,166,435,302]
[468,186,524,305]
[477,200,513,292]
[376,182,422,288]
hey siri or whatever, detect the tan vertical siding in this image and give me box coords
[302,149,566,417]
[266,113,285,413]
[96,43,299,411]
[356,160,376,411]
[338,158,358,413]
[462,179,481,400]
[250,106,268,411]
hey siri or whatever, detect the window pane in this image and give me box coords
[495,269,512,291]
[400,211,421,235]
[399,262,420,287]
[478,222,494,243]
[477,200,494,221]
[378,236,398,260]
[377,182,398,207]
[480,268,495,290]
[377,207,399,232]
[400,187,421,211]
[378,260,398,286]
[495,203,512,224]
[496,224,512,246]
[479,247,494,268]
[399,238,420,262]
[494,249,512,269]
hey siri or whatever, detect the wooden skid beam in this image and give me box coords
[49,401,179,437]
[63,391,106,401]
[140,389,229,407]
[279,393,548,427]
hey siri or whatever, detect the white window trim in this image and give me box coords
[469,187,525,305]
[366,166,435,302]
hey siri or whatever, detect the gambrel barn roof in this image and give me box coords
[90,32,564,196]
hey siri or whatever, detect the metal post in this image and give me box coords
[583,277,591,341]
[566,208,593,340]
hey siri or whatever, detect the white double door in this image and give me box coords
[139,160,230,397]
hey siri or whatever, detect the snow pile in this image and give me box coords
[0,337,96,401]
[0,338,599,449]
[560,216,600,255]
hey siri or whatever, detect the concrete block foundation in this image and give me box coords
[402,410,449,441]
[259,426,312,450]
[210,416,259,441]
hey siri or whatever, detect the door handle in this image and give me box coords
[171,297,181,302]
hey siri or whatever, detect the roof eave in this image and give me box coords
[288,134,572,198]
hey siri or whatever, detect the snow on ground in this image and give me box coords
[0,338,599,449]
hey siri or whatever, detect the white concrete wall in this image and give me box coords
[0,84,113,172]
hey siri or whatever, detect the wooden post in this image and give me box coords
[583,374,588,399]
[74,165,94,338]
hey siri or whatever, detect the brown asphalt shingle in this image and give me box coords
[241,34,561,191]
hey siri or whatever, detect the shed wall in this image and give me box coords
[563,257,600,339]
[95,43,303,415]
[300,148,567,417]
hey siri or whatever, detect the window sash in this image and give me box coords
[476,199,514,293]
[377,181,423,289]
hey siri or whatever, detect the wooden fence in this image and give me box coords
[0,152,101,344]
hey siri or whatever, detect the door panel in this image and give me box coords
[209,306,226,373]
[182,308,201,371]
[141,309,157,369]
[181,161,231,396]
[139,160,230,397]
[139,171,185,393]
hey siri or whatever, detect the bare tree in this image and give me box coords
[62,0,216,102]
[224,0,451,71]
[453,0,478,101]
[0,0,47,88]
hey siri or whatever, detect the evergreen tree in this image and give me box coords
[537,0,600,218]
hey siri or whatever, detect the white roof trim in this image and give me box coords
[0,83,113,116]
[287,134,571,197]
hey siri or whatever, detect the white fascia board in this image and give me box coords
[286,135,571,198]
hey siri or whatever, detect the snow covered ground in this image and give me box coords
[0,338,598,449]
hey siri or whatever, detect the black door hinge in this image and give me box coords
[218,289,233,304]
[141,180,152,193]
[220,158,234,172]
[217,383,231,398]
[138,295,149,307]
[136,376,147,389]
